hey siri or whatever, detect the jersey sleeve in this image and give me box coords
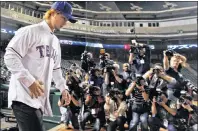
[4,27,36,88]
[52,43,69,93]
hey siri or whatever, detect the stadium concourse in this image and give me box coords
[0,1,197,131]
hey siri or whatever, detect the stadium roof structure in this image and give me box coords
[12,1,197,19]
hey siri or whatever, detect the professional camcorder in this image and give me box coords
[129,40,146,55]
[81,50,95,72]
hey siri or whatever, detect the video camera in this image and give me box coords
[129,40,146,55]
[81,51,95,72]
[81,51,90,62]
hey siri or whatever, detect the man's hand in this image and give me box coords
[163,51,167,57]
[182,104,193,111]
[158,101,166,106]
[114,111,119,118]
[152,96,157,104]
[105,96,111,104]
[29,80,44,99]
[61,90,71,106]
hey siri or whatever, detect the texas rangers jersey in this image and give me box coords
[4,21,68,116]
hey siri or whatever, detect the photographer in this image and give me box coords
[128,40,151,77]
[125,76,150,131]
[78,86,106,131]
[81,51,96,72]
[121,63,135,86]
[143,63,176,100]
[175,92,198,131]
[163,51,189,100]
[148,92,177,131]
[103,63,126,96]
[89,68,104,88]
[104,89,127,131]
[58,72,83,129]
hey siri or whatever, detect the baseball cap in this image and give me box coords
[51,2,77,23]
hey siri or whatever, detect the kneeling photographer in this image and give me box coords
[148,90,177,131]
[174,91,198,131]
[125,76,150,131]
[58,70,83,129]
[103,63,127,96]
[128,40,151,77]
[143,63,176,100]
[104,89,127,131]
[78,86,106,131]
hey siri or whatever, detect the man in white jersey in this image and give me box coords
[4,2,76,131]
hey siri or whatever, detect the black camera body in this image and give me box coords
[178,90,192,105]
[109,89,122,101]
[152,68,161,74]
[88,86,101,96]
[156,88,163,103]
[165,50,174,57]
[135,76,145,86]
[66,74,84,97]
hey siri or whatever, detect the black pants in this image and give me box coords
[12,101,45,131]
[148,117,166,131]
[107,116,126,131]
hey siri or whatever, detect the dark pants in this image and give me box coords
[107,116,126,131]
[79,111,105,131]
[148,117,177,131]
[12,101,45,131]
[65,107,79,128]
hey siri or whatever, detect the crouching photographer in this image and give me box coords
[78,86,106,131]
[143,63,176,100]
[58,70,83,129]
[125,76,150,131]
[103,63,126,96]
[148,90,177,131]
[128,40,151,77]
[174,91,198,131]
[104,89,127,131]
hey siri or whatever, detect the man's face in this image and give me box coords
[170,56,180,69]
[161,94,168,103]
[123,65,129,72]
[139,48,146,55]
[95,70,100,77]
[51,12,68,30]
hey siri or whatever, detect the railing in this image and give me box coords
[1,7,197,36]
[1,2,44,19]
